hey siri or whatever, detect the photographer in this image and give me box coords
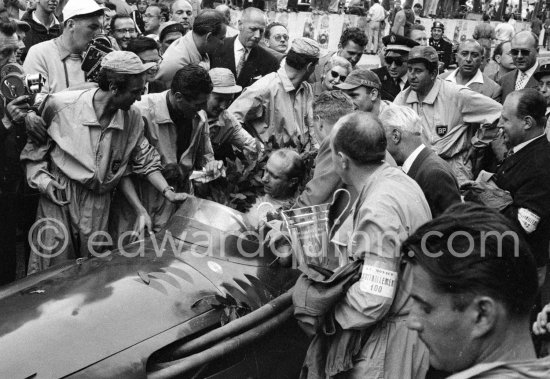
[23,0,104,144]
[0,19,32,284]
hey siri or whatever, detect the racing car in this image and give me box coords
[0,197,309,378]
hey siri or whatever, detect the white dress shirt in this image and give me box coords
[234,37,248,68]
[401,144,426,174]
[444,68,484,87]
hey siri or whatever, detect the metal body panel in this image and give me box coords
[0,197,301,378]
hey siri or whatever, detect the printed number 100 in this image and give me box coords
[370,284,382,293]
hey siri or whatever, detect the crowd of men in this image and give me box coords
[2,0,550,378]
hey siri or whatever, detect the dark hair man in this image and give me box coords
[111,64,223,236]
[300,111,431,378]
[228,37,319,150]
[492,89,550,278]
[126,36,164,93]
[21,51,188,274]
[309,27,367,87]
[490,41,515,83]
[440,39,501,101]
[20,0,62,60]
[211,7,279,89]
[393,45,502,185]
[156,9,226,88]
[405,203,550,377]
[499,31,540,102]
[263,22,289,54]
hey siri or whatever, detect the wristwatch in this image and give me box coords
[162,185,175,198]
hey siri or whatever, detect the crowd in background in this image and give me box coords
[2,0,550,378]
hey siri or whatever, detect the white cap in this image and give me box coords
[63,0,104,21]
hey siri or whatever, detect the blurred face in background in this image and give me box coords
[112,17,137,50]
[38,0,58,14]
[137,0,148,13]
[161,31,183,53]
[497,42,515,71]
[265,25,289,53]
[409,29,428,46]
[431,27,443,41]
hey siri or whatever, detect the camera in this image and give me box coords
[81,35,113,83]
[0,63,45,102]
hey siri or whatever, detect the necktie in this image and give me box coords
[515,71,527,90]
[236,49,247,78]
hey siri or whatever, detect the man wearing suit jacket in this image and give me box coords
[380,104,461,218]
[493,89,550,278]
[440,39,501,102]
[372,34,419,101]
[499,31,539,103]
[210,7,279,89]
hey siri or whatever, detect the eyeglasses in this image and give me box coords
[509,48,532,57]
[114,28,137,35]
[272,34,289,42]
[330,70,347,82]
[385,57,407,66]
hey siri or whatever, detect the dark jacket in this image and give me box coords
[429,37,453,69]
[407,147,461,218]
[372,66,408,101]
[494,135,550,267]
[210,36,280,89]
[0,100,26,195]
[498,66,540,103]
[21,11,62,62]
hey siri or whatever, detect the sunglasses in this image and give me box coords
[330,70,347,82]
[385,57,407,66]
[509,48,532,57]
[273,34,289,42]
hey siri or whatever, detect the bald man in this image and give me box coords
[211,7,279,88]
[499,31,540,102]
[171,0,194,30]
[440,39,501,101]
[298,112,431,378]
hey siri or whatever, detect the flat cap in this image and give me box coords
[209,68,242,94]
[290,37,320,58]
[335,69,381,90]
[408,45,439,64]
[101,51,156,74]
